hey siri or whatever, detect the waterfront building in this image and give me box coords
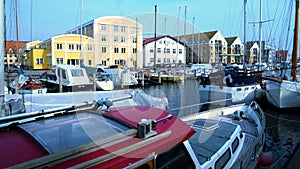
[275,50,290,63]
[246,42,259,65]
[143,35,185,67]
[24,34,94,69]
[66,16,143,69]
[4,41,28,67]
[178,30,227,65]
[225,36,244,63]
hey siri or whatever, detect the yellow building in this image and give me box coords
[67,16,143,68]
[25,34,95,69]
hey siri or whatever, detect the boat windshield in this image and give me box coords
[71,69,84,77]
[18,112,130,153]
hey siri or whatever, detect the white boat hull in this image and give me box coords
[265,80,300,109]
[199,84,260,106]
[96,80,114,91]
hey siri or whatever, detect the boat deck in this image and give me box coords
[186,119,237,165]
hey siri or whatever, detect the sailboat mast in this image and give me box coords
[292,0,299,81]
[259,0,262,69]
[80,0,83,66]
[1,0,4,108]
[244,0,247,65]
[15,0,19,66]
[192,17,195,64]
[153,5,157,69]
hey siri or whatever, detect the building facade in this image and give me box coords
[246,42,259,65]
[67,16,143,69]
[4,41,28,67]
[25,34,94,69]
[225,36,244,63]
[143,35,185,67]
[178,31,228,65]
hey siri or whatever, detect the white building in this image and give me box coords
[143,35,185,67]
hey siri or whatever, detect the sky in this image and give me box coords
[5,0,297,53]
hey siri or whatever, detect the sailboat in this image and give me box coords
[261,0,299,109]
[198,1,263,108]
[0,0,26,116]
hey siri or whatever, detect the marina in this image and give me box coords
[143,80,300,169]
[1,0,300,168]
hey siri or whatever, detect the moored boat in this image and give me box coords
[0,99,194,168]
[261,0,299,109]
[181,101,272,168]
[0,98,271,168]
[39,64,93,92]
[10,74,47,94]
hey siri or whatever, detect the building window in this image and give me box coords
[69,44,74,50]
[101,24,106,30]
[114,47,119,53]
[132,37,137,43]
[36,58,44,64]
[157,48,161,53]
[57,43,62,50]
[159,40,162,44]
[76,44,81,50]
[173,49,176,54]
[102,47,106,53]
[56,58,64,64]
[179,49,182,54]
[166,48,170,53]
[102,35,106,42]
[115,59,126,65]
[102,60,107,66]
[114,25,118,32]
[88,44,92,50]
[121,26,126,32]
[121,37,126,42]
[114,36,118,42]
[121,48,126,53]
[133,48,137,53]
[88,60,92,66]
[157,58,161,63]
[150,48,154,53]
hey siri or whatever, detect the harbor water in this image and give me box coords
[143,79,300,169]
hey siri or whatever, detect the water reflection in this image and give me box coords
[143,80,300,169]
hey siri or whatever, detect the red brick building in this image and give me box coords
[4,40,28,67]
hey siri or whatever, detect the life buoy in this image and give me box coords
[223,75,233,85]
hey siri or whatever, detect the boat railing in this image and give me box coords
[0,95,133,127]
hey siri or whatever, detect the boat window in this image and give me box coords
[57,69,67,79]
[215,148,231,169]
[71,69,84,77]
[18,112,131,154]
[156,144,195,169]
[232,137,239,154]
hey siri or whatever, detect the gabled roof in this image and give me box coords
[203,30,218,40]
[225,37,238,45]
[143,35,185,46]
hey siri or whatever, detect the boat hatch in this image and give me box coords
[18,112,131,153]
[187,119,237,165]
[188,119,219,131]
